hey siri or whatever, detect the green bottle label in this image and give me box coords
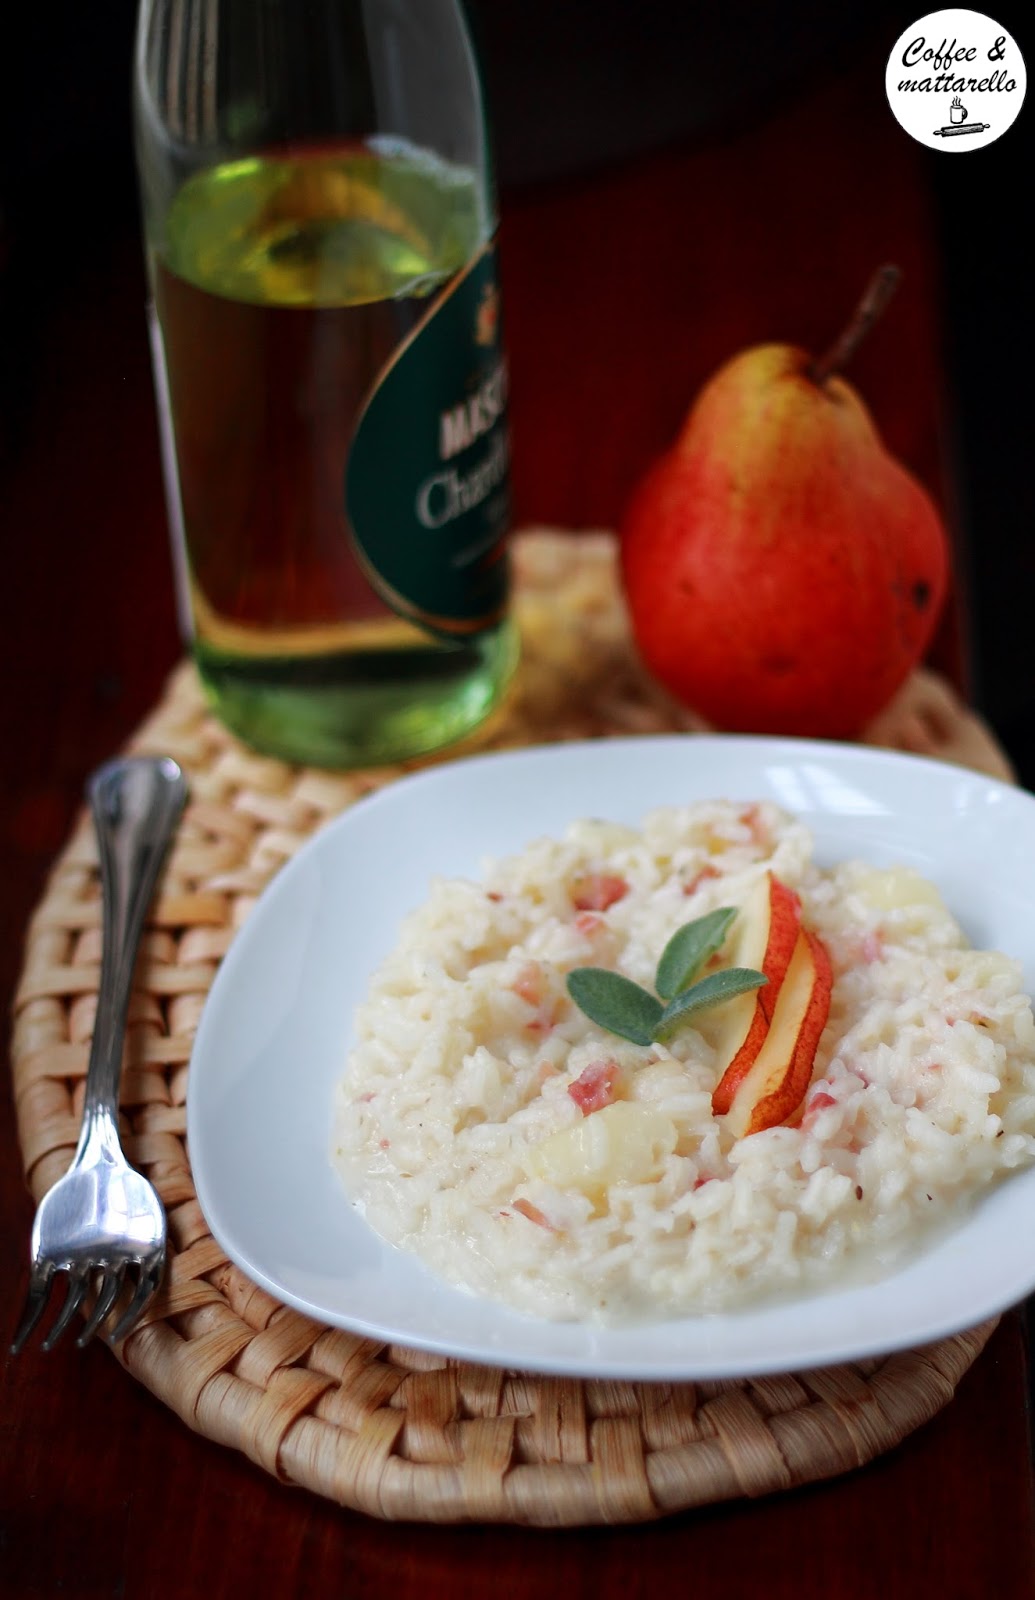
[345,239,511,637]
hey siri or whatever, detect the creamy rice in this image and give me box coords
[333,800,1035,1322]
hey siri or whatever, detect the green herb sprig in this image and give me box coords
[565,906,765,1046]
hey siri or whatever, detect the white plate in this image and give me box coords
[187,735,1035,1379]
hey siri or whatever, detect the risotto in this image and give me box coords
[333,800,1035,1322]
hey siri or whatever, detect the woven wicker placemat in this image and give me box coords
[10,530,1011,1526]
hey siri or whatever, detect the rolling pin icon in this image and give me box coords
[935,97,989,135]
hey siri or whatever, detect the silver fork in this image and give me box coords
[11,755,188,1353]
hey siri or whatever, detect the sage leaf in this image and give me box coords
[566,968,663,1046]
[655,906,738,1000]
[651,967,768,1042]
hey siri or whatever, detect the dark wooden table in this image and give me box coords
[3,28,1034,1597]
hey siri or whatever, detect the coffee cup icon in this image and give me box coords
[950,97,968,123]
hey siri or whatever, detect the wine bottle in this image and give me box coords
[134,0,517,768]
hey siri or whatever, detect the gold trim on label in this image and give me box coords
[349,537,507,638]
[355,234,497,409]
[345,232,507,638]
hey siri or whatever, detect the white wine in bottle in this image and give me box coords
[134,0,516,767]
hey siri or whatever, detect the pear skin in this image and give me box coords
[709,873,802,1114]
[620,344,949,739]
[724,927,834,1139]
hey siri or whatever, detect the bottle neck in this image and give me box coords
[134,0,493,242]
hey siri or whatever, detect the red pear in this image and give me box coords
[620,270,950,739]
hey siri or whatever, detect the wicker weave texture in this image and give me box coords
[9,531,1007,1525]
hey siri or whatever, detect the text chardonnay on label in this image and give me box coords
[134,0,517,768]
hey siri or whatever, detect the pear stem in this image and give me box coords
[808,264,902,386]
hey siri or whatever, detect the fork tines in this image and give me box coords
[10,1257,164,1355]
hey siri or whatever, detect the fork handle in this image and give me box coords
[76,757,188,1157]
